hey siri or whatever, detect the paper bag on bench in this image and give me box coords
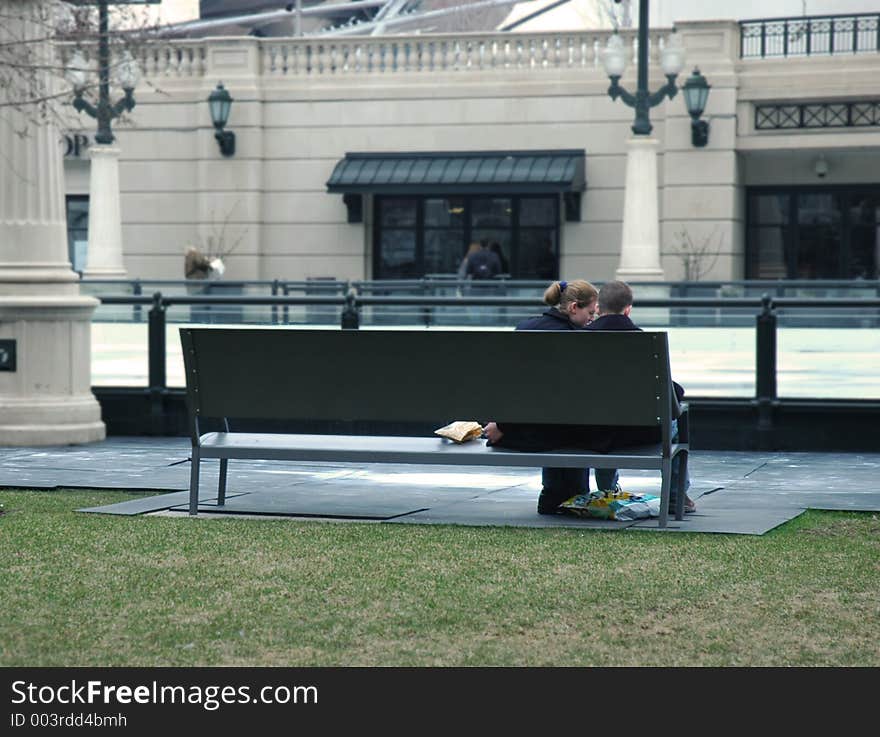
[435,421,483,443]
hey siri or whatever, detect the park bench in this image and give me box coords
[180,328,690,526]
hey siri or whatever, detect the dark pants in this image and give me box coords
[540,467,588,506]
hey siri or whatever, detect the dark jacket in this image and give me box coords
[516,308,585,331]
[466,248,502,279]
[586,313,639,331]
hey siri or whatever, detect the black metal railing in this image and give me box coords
[84,277,880,328]
[740,13,880,58]
[96,291,880,416]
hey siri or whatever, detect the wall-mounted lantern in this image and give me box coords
[682,68,711,147]
[208,82,235,156]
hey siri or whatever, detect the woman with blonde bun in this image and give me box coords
[483,279,600,514]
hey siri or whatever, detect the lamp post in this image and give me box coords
[601,0,685,282]
[65,0,140,278]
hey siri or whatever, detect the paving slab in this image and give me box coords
[79,490,236,515]
[388,486,637,530]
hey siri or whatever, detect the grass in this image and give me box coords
[1,488,879,667]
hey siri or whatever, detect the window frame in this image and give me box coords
[373,193,559,279]
[65,194,89,274]
[746,184,880,280]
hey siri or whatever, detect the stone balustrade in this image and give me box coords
[260,30,669,76]
[60,29,675,81]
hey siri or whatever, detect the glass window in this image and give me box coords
[747,226,788,279]
[65,196,89,273]
[520,197,556,226]
[848,226,878,279]
[424,197,464,228]
[848,195,879,279]
[374,194,559,279]
[380,198,417,227]
[750,193,789,225]
[519,230,557,280]
[472,197,511,228]
[424,230,464,275]
[747,188,880,280]
[796,193,841,278]
[797,193,839,226]
[378,230,417,279]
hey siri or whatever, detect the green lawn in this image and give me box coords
[1,489,878,666]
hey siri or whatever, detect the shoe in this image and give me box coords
[537,492,562,515]
[669,495,696,514]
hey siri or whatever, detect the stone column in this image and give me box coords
[616,136,668,325]
[616,136,664,281]
[83,145,127,278]
[0,0,105,445]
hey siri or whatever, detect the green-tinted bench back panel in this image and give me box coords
[180,328,671,426]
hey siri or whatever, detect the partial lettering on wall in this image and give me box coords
[63,134,90,159]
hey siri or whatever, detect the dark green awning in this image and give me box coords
[326,150,586,195]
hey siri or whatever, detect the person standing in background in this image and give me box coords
[465,239,502,280]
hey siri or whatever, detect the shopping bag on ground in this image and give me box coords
[560,490,661,520]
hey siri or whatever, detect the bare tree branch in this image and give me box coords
[670,225,723,281]
[0,0,164,137]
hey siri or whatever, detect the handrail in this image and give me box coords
[83,277,880,290]
[96,292,880,404]
[96,293,880,308]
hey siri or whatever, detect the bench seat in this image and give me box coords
[199,431,681,470]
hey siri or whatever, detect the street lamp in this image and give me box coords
[65,5,140,144]
[64,0,140,278]
[208,83,236,157]
[600,0,707,282]
[601,28,685,135]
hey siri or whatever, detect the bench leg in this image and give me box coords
[673,450,689,522]
[659,457,672,528]
[218,458,228,506]
[189,447,201,516]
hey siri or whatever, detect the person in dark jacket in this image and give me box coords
[587,280,695,512]
[465,239,502,279]
[483,279,601,514]
[488,241,509,275]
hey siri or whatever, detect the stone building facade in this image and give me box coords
[62,18,880,283]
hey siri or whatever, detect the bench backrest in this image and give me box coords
[180,328,675,435]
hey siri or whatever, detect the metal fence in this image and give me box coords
[740,13,880,58]
[95,290,880,411]
[84,277,880,329]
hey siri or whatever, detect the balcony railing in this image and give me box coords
[59,29,672,81]
[260,31,634,76]
[740,13,880,58]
